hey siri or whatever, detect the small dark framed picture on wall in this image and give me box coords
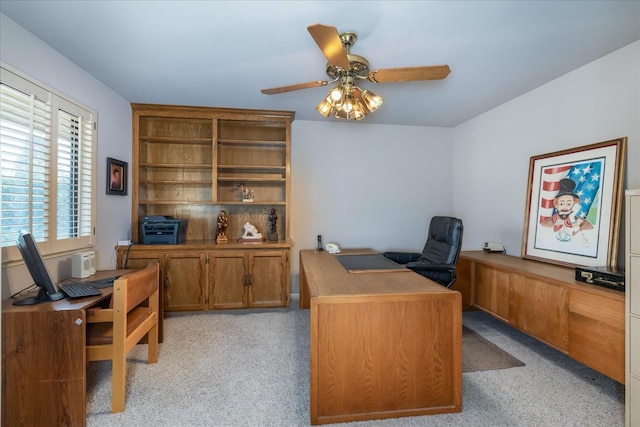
[107,157,127,195]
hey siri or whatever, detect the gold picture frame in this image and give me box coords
[521,137,626,268]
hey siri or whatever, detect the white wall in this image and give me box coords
[453,41,640,268]
[1,14,132,296]
[291,121,454,282]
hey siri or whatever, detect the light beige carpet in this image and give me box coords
[87,310,624,427]
[463,325,525,372]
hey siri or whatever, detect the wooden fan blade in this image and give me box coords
[307,24,350,68]
[261,80,328,95]
[368,65,451,83]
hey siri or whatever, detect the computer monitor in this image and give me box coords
[13,231,65,306]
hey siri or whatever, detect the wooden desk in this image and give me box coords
[300,249,462,425]
[1,269,146,427]
[457,251,625,383]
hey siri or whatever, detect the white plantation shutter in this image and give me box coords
[1,65,96,260]
[0,80,52,245]
[77,115,94,238]
[57,103,94,241]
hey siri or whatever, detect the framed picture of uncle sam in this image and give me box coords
[521,138,626,268]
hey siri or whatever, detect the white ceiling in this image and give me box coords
[2,1,639,127]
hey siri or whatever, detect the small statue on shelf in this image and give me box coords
[267,208,278,241]
[240,222,263,240]
[236,183,254,202]
[216,210,229,243]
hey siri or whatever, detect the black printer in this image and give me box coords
[140,216,187,244]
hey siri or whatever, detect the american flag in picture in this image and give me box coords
[538,159,604,225]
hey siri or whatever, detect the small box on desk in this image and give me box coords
[140,216,187,244]
[72,251,95,278]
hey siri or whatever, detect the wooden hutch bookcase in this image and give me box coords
[116,103,295,312]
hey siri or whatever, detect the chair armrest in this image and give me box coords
[405,261,458,288]
[382,252,421,265]
[405,262,454,272]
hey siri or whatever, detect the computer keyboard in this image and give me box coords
[58,282,102,299]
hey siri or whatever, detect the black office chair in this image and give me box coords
[383,216,463,288]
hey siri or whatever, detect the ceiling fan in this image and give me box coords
[261,23,451,121]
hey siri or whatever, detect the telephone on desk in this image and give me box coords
[325,243,341,254]
[483,242,505,253]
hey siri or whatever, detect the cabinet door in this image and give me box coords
[165,253,206,311]
[569,289,625,383]
[248,251,289,308]
[208,251,247,309]
[117,247,161,269]
[510,275,569,351]
[118,251,165,292]
[473,264,510,321]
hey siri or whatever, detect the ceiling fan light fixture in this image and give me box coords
[334,97,366,121]
[334,108,351,120]
[317,82,383,120]
[334,107,366,121]
[329,86,343,103]
[316,98,333,117]
[361,89,383,112]
[340,93,355,112]
[350,101,367,120]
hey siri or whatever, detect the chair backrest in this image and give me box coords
[90,263,159,345]
[121,264,159,312]
[86,262,159,413]
[420,216,464,266]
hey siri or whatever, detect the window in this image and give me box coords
[1,65,96,262]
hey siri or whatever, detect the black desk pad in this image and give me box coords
[336,254,409,273]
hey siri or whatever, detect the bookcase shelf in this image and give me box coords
[141,136,213,144]
[140,163,213,168]
[132,103,294,242]
[217,139,286,146]
[127,104,295,313]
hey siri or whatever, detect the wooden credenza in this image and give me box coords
[117,240,291,311]
[457,251,625,383]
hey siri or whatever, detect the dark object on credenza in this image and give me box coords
[268,208,278,241]
[140,216,187,244]
[216,210,229,243]
[383,216,464,288]
[575,265,625,291]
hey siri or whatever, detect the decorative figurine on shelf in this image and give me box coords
[267,208,278,241]
[240,222,263,241]
[236,183,254,202]
[216,210,229,243]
